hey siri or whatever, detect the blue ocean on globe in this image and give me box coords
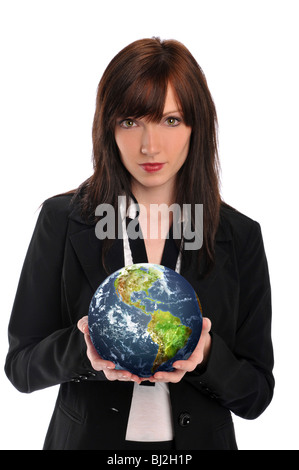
[88,263,202,378]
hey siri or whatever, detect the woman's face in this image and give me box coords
[114,84,192,198]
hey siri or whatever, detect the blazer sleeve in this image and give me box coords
[186,220,274,420]
[4,198,94,393]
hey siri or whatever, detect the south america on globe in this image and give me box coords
[88,263,203,378]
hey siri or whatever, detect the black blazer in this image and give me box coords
[5,194,274,450]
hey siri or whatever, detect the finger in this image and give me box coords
[118,370,142,384]
[105,369,142,384]
[151,369,185,384]
[173,318,212,371]
[174,336,207,371]
[173,354,203,372]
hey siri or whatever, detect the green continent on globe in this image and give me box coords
[114,265,192,374]
[114,265,162,311]
[147,310,192,373]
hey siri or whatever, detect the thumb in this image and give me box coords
[77,316,89,334]
[202,317,212,334]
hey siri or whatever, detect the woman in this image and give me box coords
[5,38,274,450]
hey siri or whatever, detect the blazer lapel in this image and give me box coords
[68,207,125,293]
[180,214,232,302]
[67,201,232,299]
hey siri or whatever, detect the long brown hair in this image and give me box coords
[75,37,221,273]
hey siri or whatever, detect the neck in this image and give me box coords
[130,181,176,243]
[131,181,176,208]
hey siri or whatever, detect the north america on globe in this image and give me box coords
[88,263,202,377]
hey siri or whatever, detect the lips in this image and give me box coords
[140,163,165,173]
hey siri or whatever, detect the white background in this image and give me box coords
[1,0,298,450]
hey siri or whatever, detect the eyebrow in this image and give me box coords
[162,109,182,117]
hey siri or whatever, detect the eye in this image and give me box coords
[119,119,137,129]
[165,117,181,127]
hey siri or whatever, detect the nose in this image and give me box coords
[140,124,160,157]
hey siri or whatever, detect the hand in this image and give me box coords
[144,317,212,384]
[77,316,211,385]
[77,316,142,384]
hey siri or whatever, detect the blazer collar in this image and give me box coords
[68,202,95,226]
[67,200,232,295]
[180,209,232,295]
[68,203,124,292]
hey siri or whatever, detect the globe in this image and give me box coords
[88,263,203,378]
